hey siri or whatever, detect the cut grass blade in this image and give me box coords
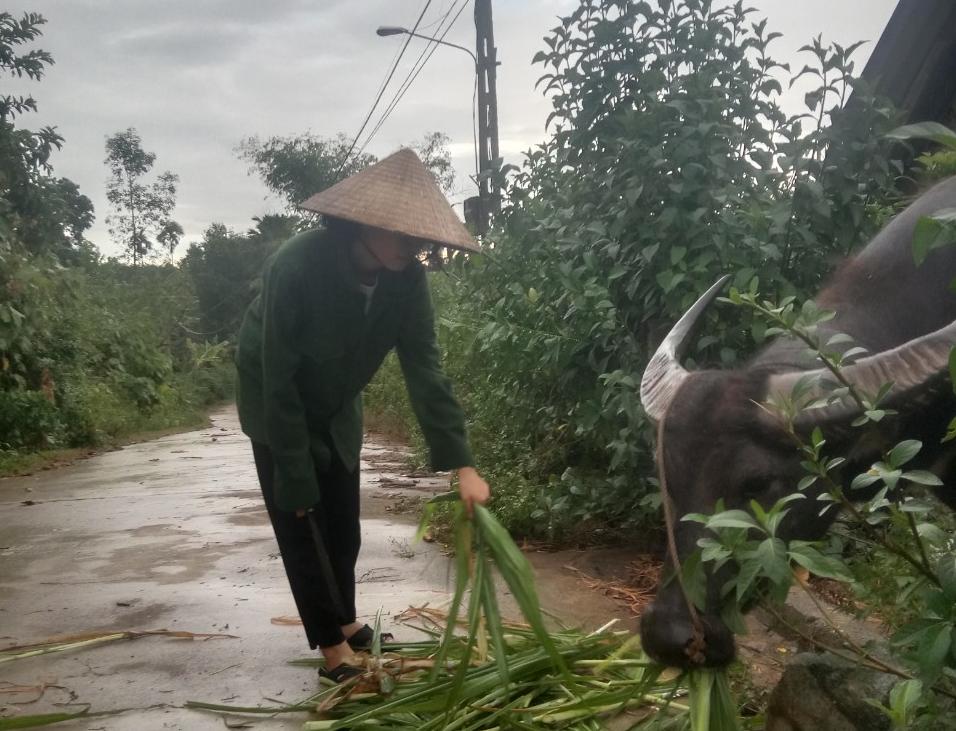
[189,494,742,730]
[442,535,488,719]
[429,504,472,682]
[0,708,129,729]
[0,710,91,730]
[472,505,572,681]
[478,545,510,687]
[0,628,236,665]
[688,669,740,731]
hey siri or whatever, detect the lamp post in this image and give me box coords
[376,26,477,67]
[376,17,499,236]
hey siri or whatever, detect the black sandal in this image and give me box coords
[346,624,394,651]
[319,662,364,683]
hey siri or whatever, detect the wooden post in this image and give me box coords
[474,0,500,234]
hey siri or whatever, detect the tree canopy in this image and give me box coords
[104,128,181,265]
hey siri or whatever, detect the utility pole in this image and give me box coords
[474,0,500,235]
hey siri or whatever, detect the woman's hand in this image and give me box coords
[457,466,490,517]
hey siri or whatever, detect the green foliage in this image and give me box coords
[0,388,58,449]
[413,0,905,538]
[236,132,377,212]
[0,11,53,120]
[888,124,956,274]
[917,150,956,182]
[363,351,421,448]
[410,131,456,193]
[0,12,93,263]
[104,127,180,265]
[689,288,956,726]
[0,251,235,457]
[181,216,296,339]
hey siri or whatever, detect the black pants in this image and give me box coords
[251,441,361,649]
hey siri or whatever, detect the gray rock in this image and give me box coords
[766,653,896,731]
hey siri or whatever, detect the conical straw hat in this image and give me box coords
[299,148,480,253]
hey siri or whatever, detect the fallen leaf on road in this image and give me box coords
[270,616,302,626]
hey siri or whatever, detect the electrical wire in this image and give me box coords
[418,0,457,32]
[358,0,458,151]
[355,0,472,160]
[336,0,434,174]
[357,0,470,156]
[353,0,462,157]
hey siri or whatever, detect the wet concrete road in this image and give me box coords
[0,406,626,729]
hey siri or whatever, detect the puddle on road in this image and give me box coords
[226,504,270,526]
[92,536,271,585]
[128,523,182,537]
[106,601,176,629]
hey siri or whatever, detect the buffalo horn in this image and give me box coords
[640,275,732,422]
[767,319,956,426]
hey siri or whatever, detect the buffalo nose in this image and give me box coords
[640,602,736,668]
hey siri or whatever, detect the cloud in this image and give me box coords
[108,24,252,67]
[8,0,898,257]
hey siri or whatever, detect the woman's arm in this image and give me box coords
[396,267,489,513]
[261,256,320,513]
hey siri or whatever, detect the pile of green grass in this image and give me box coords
[0,498,741,729]
[189,498,742,730]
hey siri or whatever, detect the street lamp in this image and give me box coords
[376,23,487,233]
[375,26,478,67]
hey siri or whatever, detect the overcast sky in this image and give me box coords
[10,0,897,258]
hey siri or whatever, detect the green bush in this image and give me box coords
[0,13,235,467]
[363,351,421,448]
[0,249,236,459]
[0,389,60,448]
[689,286,956,727]
[402,0,907,539]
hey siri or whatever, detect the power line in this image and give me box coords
[418,0,457,31]
[336,0,434,174]
[367,29,409,124]
[356,0,471,159]
[358,0,470,156]
[354,1,460,157]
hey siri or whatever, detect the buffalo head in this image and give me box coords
[638,277,956,668]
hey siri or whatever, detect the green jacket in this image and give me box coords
[235,229,473,512]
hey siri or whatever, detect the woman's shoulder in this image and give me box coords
[266,228,335,274]
[274,228,328,260]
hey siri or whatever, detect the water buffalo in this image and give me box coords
[639,176,956,668]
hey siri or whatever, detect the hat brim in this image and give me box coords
[298,148,481,253]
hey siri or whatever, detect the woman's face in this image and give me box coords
[357,226,423,272]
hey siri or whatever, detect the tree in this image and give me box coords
[0,12,93,261]
[157,220,183,263]
[181,216,296,339]
[237,132,376,212]
[104,128,180,265]
[0,11,53,121]
[410,131,455,193]
[237,130,457,213]
[246,213,299,242]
